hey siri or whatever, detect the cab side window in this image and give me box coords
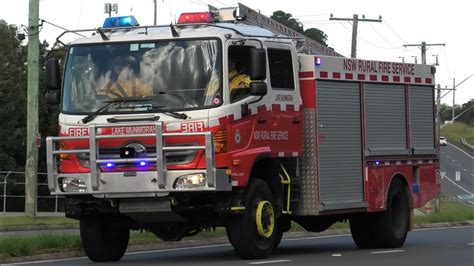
[228,46,252,102]
[268,49,294,90]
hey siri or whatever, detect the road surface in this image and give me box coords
[440,142,474,203]
[11,226,474,266]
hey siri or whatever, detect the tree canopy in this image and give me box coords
[271,10,328,46]
[0,20,59,172]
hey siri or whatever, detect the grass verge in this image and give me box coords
[0,216,78,227]
[440,122,474,144]
[0,200,472,259]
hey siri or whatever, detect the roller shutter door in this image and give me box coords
[365,84,408,156]
[317,80,364,209]
[410,86,435,154]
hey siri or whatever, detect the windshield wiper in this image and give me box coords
[81,98,151,124]
[152,107,188,120]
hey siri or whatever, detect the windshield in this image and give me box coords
[62,39,222,113]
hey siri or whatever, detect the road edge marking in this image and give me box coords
[447,142,474,159]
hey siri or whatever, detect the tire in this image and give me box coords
[375,179,410,248]
[80,218,130,262]
[349,215,377,249]
[350,179,409,249]
[227,179,276,259]
[273,224,283,250]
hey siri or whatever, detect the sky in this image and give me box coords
[1,0,472,106]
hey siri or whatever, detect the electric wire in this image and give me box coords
[383,18,407,43]
[369,23,399,49]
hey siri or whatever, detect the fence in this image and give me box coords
[0,171,64,213]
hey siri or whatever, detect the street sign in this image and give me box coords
[455,171,461,181]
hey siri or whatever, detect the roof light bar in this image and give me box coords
[103,15,139,28]
[177,12,215,24]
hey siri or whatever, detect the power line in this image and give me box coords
[369,23,399,48]
[330,14,382,58]
[337,22,401,50]
[383,18,407,43]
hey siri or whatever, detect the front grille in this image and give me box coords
[76,143,198,168]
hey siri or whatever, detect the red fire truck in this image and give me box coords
[45,6,440,262]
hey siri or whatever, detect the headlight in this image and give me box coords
[60,177,87,192]
[174,174,206,189]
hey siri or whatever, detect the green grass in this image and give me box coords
[440,122,474,144]
[0,200,472,259]
[415,200,474,224]
[0,234,82,258]
[0,216,78,227]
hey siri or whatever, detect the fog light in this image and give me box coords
[174,174,206,189]
[60,177,87,192]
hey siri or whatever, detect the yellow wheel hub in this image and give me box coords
[255,200,275,238]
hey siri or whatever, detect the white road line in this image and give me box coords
[467,243,474,246]
[370,250,405,254]
[11,228,473,265]
[285,234,351,242]
[448,142,474,159]
[249,260,292,265]
[414,225,474,232]
[443,175,473,194]
[10,256,87,265]
[332,254,342,257]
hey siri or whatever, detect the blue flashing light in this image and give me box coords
[315,57,322,66]
[105,162,115,168]
[374,160,380,166]
[103,15,139,28]
[139,161,147,167]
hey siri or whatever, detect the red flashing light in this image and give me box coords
[177,12,215,24]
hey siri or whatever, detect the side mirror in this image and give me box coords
[46,91,61,105]
[249,48,266,80]
[45,58,61,91]
[249,81,267,96]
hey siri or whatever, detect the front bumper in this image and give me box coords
[46,122,232,198]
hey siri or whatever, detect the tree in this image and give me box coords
[271,11,304,33]
[271,11,329,46]
[0,20,28,171]
[304,28,328,46]
[0,20,59,172]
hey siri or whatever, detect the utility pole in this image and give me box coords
[154,0,157,25]
[104,3,118,18]
[452,78,456,122]
[403,42,445,64]
[330,14,382,58]
[25,0,40,217]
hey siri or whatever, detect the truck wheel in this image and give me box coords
[227,179,276,259]
[375,179,409,248]
[349,215,376,249]
[80,218,130,262]
[273,224,283,250]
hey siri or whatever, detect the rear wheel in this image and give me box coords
[80,218,130,262]
[227,179,276,259]
[350,179,409,249]
[375,179,409,248]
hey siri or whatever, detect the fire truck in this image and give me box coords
[45,5,440,262]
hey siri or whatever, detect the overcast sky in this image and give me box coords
[1,0,472,105]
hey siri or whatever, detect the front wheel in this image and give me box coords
[227,179,276,259]
[80,218,130,262]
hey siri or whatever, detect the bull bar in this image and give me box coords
[46,122,231,197]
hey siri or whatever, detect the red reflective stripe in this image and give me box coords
[300,79,316,108]
[425,78,433,84]
[299,71,314,78]
[370,75,377,81]
[382,75,389,81]
[333,72,341,79]
[404,77,411,82]
[320,71,328,78]
[393,76,400,82]
[358,74,365,80]
[345,73,353,79]
[415,77,422,83]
